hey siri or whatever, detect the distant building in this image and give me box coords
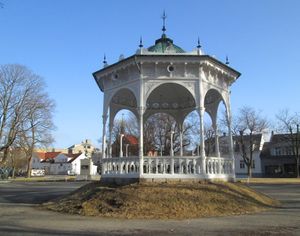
[111,134,138,157]
[206,134,265,177]
[261,133,300,177]
[31,151,97,176]
[68,139,96,158]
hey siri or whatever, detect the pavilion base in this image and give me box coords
[100,174,236,185]
[100,177,140,185]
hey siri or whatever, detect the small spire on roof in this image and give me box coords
[139,36,143,48]
[161,10,167,34]
[225,55,230,65]
[197,37,201,49]
[103,54,108,67]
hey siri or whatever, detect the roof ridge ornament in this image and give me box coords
[197,37,201,49]
[225,55,230,65]
[139,36,143,48]
[161,10,167,36]
[103,54,108,68]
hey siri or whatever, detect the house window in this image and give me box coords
[240,160,245,169]
[286,147,292,155]
[251,160,255,169]
[275,147,281,156]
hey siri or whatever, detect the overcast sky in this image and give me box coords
[1,0,299,148]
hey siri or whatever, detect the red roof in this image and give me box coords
[35,152,61,160]
[125,135,138,145]
[35,152,83,163]
[66,153,82,163]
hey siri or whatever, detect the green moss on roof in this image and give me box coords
[148,34,185,53]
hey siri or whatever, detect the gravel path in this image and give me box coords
[0,181,299,235]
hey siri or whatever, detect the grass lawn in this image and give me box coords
[239,178,300,184]
[11,176,76,182]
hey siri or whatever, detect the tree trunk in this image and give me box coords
[248,165,252,178]
[26,157,31,178]
[296,157,300,178]
[12,167,15,179]
[0,148,9,165]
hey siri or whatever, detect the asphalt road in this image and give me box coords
[0,181,299,235]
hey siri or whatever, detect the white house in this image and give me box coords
[66,153,97,176]
[31,152,61,173]
[218,134,265,177]
[31,151,98,176]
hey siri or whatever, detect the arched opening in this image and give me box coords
[144,83,196,157]
[216,100,230,157]
[145,83,196,119]
[204,89,228,158]
[144,112,181,156]
[110,109,138,158]
[109,88,137,112]
[101,88,138,161]
[182,110,213,157]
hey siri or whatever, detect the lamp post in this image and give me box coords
[170,131,175,157]
[125,144,129,157]
[120,134,124,157]
[296,124,299,178]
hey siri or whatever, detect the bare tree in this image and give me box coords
[0,64,55,177]
[144,113,195,156]
[6,147,27,178]
[110,112,196,156]
[186,112,217,156]
[237,106,268,178]
[19,93,55,177]
[0,64,41,163]
[276,109,300,178]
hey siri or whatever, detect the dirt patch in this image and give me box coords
[42,181,280,219]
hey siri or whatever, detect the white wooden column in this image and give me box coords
[138,107,145,175]
[101,114,107,159]
[108,111,113,158]
[179,123,183,156]
[198,66,206,175]
[198,107,206,174]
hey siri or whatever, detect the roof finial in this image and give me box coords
[225,55,230,65]
[103,54,107,67]
[161,10,167,34]
[197,37,201,49]
[139,36,143,48]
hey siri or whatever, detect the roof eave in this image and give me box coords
[92,54,241,92]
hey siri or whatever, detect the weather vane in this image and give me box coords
[162,10,167,34]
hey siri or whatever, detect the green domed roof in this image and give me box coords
[148,34,185,53]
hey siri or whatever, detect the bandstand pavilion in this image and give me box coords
[93,16,241,182]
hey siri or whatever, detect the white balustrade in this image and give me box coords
[101,155,234,180]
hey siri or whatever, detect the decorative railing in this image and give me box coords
[101,156,234,179]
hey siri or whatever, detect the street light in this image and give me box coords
[120,134,124,157]
[125,144,129,157]
[170,131,175,157]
